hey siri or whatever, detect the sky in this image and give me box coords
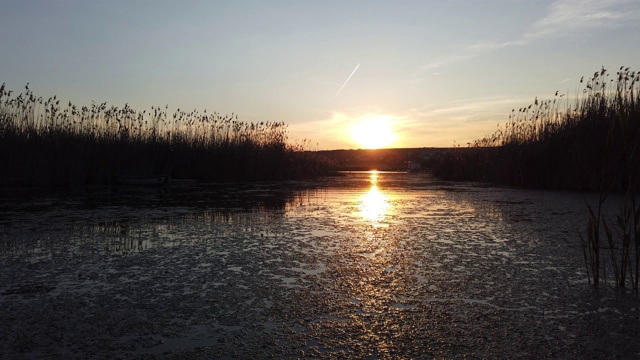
[1,0,639,149]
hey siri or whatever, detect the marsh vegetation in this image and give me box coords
[0,84,335,187]
[429,67,640,291]
[430,67,639,191]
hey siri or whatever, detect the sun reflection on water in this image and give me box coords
[358,171,391,225]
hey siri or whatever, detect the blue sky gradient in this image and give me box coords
[2,0,639,148]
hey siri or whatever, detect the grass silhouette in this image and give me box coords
[429,66,640,290]
[429,66,639,192]
[0,84,335,187]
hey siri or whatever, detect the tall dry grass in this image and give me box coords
[0,83,335,186]
[428,66,639,290]
[430,67,639,191]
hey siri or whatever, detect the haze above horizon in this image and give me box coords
[1,0,639,150]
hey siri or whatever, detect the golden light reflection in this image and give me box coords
[358,171,390,225]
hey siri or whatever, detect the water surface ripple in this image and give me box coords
[0,172,638,359]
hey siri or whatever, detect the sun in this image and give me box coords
[350,115,398,149]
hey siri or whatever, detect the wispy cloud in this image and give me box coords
[425,0,640,71]
[470,0,640,51]
[288,112,355,149]
[417,95,533,121]
[400,96,536,146]
[410,53,477,82]
[417,53,478,71]
[525,0,640,40]
[465,39,526,52]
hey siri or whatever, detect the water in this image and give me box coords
[0,171,638,359]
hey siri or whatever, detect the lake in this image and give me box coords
[1,171,638,359]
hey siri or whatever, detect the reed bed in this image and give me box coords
[429,66,640,290]
[0,83,335,187]
[430,67,639,191]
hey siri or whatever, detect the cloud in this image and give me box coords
[287,112,355,149]
[289,100,537,149]
[417,96,533,119]
[429,0,640,70]
[417,53,478,71]
[410,53,478,81]
[406,1,640,139]
[465,39,527,52]
[470,0,640,51]
[525,0,640,39]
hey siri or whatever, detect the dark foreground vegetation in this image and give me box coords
[0,84,335,187]
[430,67,639,192]
[430,66,640,291]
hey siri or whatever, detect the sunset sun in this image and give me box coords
[350,115,398,149]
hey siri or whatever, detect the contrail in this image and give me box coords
[335,63,360,97]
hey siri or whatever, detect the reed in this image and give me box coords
[429,67,639,191]
[0,83,335,186]
[428,66,639,290]
[579,67,640,290]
